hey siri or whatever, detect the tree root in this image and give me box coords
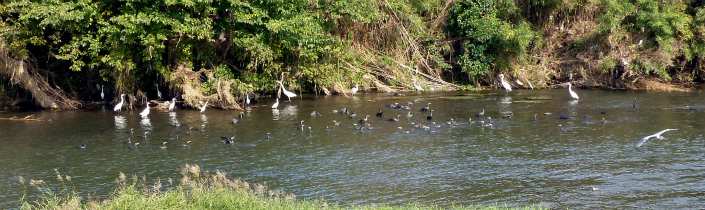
[0,37,81,109]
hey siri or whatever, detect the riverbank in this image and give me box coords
[19,164,546,210]
[2,0,704,110]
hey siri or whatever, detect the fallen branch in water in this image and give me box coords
[0,115,51,122]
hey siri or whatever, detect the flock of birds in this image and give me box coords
[82,75,680,151]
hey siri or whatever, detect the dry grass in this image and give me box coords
[170,63,242,110]
[19,164,549,210]
[333,0,460,93]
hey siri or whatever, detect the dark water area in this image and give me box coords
[1,89,704,209]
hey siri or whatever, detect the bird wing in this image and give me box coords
[655,129,677,136]
[636,135,657,147]
[502,81,512,91]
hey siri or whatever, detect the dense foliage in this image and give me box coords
[0,0,704,108]
[448,0,533,78]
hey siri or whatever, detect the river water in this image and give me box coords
[0,89,704,209]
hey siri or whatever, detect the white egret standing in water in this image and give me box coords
[412,78,424,91]
[499,74,512,92]
[245,93,250,106]
[100,85,104,100]
[168,98,176,111]
[271,98,279,109]
[636,129,678,147]
[200,101,208,113]
[350,84,359,95]
[156,84,162,99]
[114,94,125,112]
[140,102,151,118]
[276,80,296,102]
[568,83,579,100]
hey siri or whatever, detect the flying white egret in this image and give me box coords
[412,79,424,91]
[350,84,359,95]
[140,102,150,117]
[567,83,579,100]
[636,129,678,147]
[100,85,104,100]
[276,80,296,101]
[499,74,512,92]
[245,93,250,106]
[200,101,208,113]
[271,98,279,109]
[113,94,125,112]
[156,84,162,99]
[168,98,176,111]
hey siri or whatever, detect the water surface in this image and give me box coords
[1,89,704,209]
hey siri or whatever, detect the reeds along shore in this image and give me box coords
[18,164,547,210]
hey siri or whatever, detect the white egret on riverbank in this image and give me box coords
[412,79,424,91]
[350,84,359,95]
[568,83,579,100]
[245,93,250,105]
[100,85,104,100]
[200,101,208,113]
[636,129,678,147]
[140,102,150,117]
[114,94,125,112]
[277,80,296,101]
[499,74,512,92]
[168,98,176,111]
[272,98,279,109]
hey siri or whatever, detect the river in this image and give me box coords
[0,89,703,209]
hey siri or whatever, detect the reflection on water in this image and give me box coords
[200,114,208,123]
[140,117,152,128]
[167,112,176,122]
[271,108,280,120]
[114,116,126,130]
[0,90,704,209]
[500,96,512,104]
[280,105,298,118]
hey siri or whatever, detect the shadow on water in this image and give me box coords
[0,89,704,208]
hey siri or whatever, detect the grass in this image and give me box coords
[19,164,548,210]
